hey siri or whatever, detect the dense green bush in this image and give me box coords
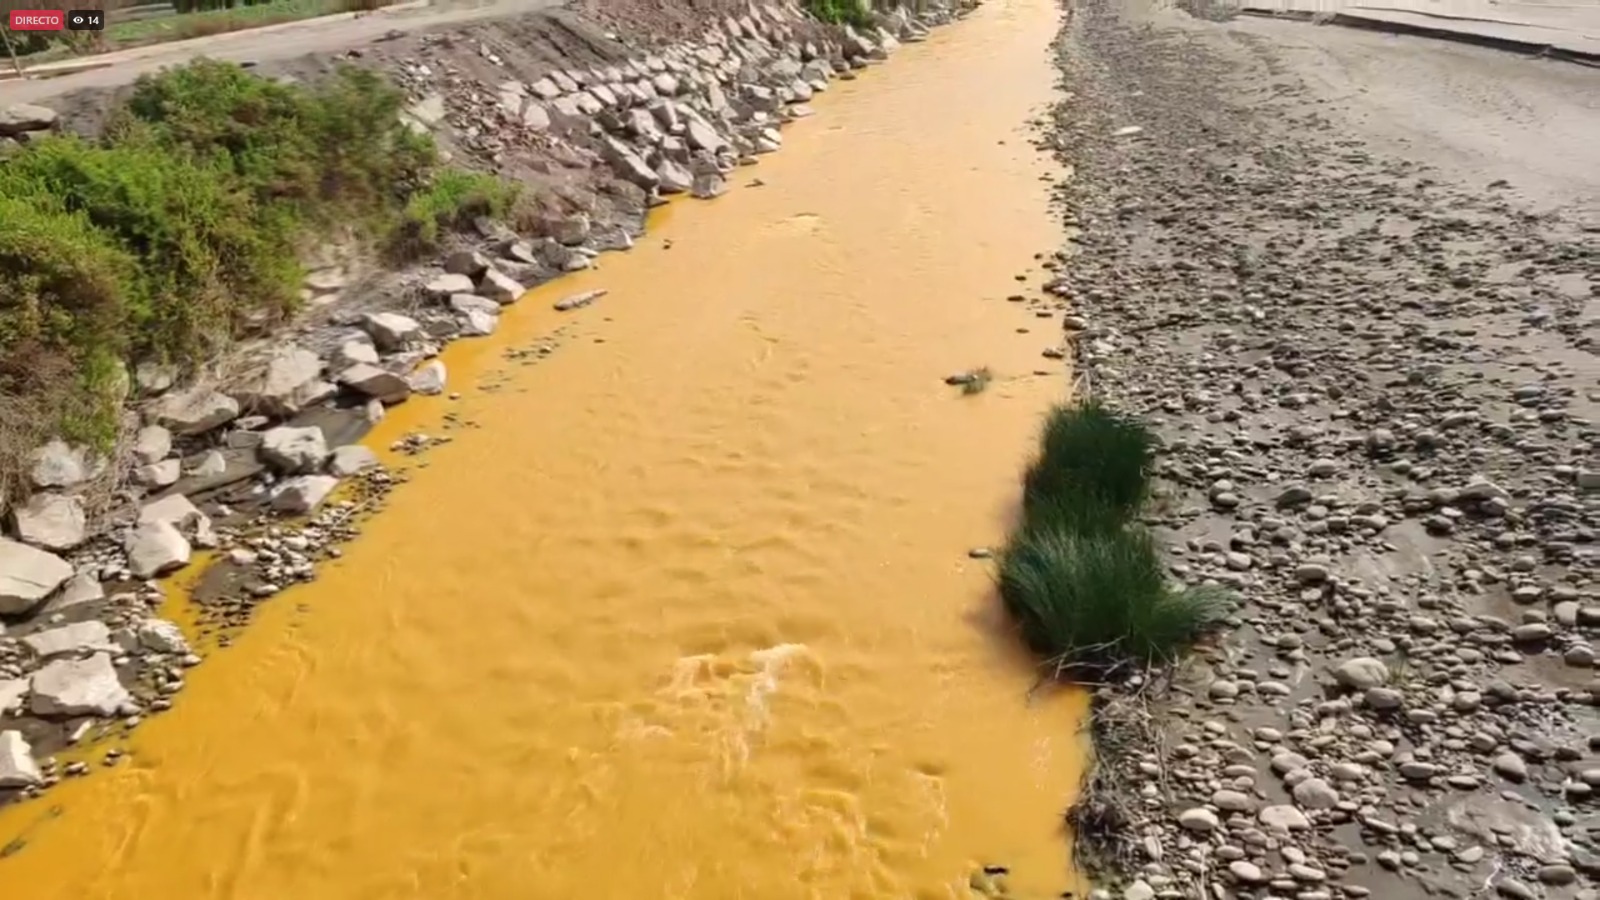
[803,0,874,28]
[392,169,519,260]
[0,135,300,363]
[0,59,512,451]
[997,402,1227,677]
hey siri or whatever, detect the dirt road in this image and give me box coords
[1227,10,1600,217]
[0,0,561,105]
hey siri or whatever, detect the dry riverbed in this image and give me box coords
[1044,1,1599,899]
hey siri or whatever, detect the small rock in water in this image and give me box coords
[553,289,607,312]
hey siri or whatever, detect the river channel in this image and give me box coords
[0,0,1085,896]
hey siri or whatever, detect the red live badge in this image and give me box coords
[9,9,65,30]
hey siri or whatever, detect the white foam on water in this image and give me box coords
[623,643,820,778]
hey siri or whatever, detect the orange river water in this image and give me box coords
[0,0,1089,896]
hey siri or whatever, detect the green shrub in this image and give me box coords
[1023,401,1155,526]
[0,59,513,459]
[998,526,1229,674]
[0,134,301,362]
[0,196,136,447]
[117,60,437,223]
[803,0,874,27]
[0,196,134,360]
[391,169,518,259]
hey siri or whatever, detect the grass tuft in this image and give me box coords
[996,400,1226,679]
[391,169,518,260]
[999,527,1230,675]
[1023,400,1156,524]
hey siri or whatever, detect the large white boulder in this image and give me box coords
[138,494,217,548]
[0,679,28,715]
[134,459,182,488]
[21,620,113,660]
[0,538,72,615]
[137,618,190,655]
[0,103,57,136]
[408,361,447,396]
[49,571,104,610]
[477,270,525,305]
[231,344,327,417]
[459,309,498,336]
[327,445,379,477]
[29,653,131,717]
[361,312,423,351]
[0,731,41,788]
[133,361,177,396]
[30,439,94,489]
[11,491,87,551]
[124,519,192,579]
[149,386,240,436]
[338,363,412,404]
[258,425,329,474]
[270,475,339,515]
[132,424,173,465]
[331,338,379,369]
[1333,657,1390,691]
[427,271,478,295]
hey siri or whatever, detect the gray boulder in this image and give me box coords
[327,445,379,476]
[49,571,104,611]
[0,103,58,137]
[1333,657,1390,690]
[149,386,240,436]
[332,338,380,368]
[258,425,329,474]
[427,271,478,296]
[11,492,87,551]
[29,653,130,717]
[0,679,25,714]
[133,361,178,396]
[477,269,525,305]
[124,519,192,579]
[459,309,498,336]
[21,620,113,660]
[338,363,412,404]
[0,731,41,788]
[134,459,182,488]
[270,475,339,514]
[138,494,216,548]
[132,424,173,465]
[137,618,190,655]
[231,344,327,417]
[361,312,423,351]
[409,361,447,396]
[29,439,93,489]
[0,538,72,615]
[601,137,660,189]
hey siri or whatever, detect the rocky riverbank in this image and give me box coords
[1042,0,1598,898]
[0,0,977,805]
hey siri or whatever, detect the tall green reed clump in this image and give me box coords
[998,401,1229,677]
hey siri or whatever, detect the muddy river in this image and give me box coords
[0,0,1087,896]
